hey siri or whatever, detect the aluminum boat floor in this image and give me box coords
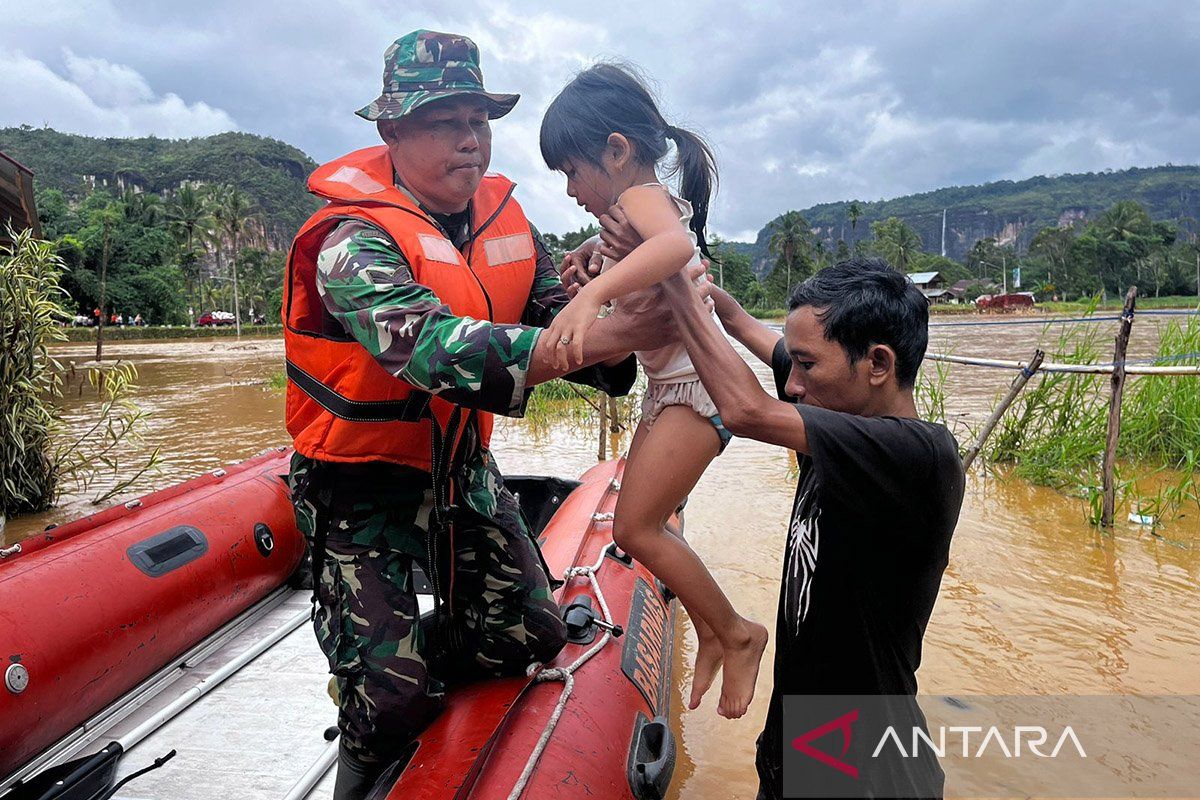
[65,589,433,800]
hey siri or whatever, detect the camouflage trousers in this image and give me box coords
[288,459,568,764]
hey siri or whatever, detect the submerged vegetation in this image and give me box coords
[984,312,1200,528]
[1,228,158,522]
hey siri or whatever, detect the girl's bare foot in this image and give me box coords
[688,620,723,710]
[716,621,769,719]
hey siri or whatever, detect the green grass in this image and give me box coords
[927,304,980,315]
[1039,295,1200,313]
[746,307,787,320]
[983,313,1200,525]
[62,324,284,342]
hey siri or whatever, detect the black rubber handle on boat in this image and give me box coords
[6,742,124,800]
[627,714,676,800]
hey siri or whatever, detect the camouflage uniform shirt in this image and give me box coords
[295,183,634,548]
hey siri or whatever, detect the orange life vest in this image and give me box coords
[283,145,537,470]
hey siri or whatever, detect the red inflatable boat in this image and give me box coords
[376,458,679,800]
[0,447,306,779]
[1,453,679,800]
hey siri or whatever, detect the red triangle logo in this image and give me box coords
[791,708,860,779]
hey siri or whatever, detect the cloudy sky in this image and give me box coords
[3,0,1199,240]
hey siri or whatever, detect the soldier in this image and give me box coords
[282,30,684,799]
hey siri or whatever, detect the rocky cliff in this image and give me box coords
[0,127,320,248]
[737,165,1200,278]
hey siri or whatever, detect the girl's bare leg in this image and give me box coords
[626,415,725,710]
[614,405,768,719]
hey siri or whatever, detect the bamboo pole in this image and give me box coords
[961,348,1045,471]
[1101,286,1138,528]
[607,395,620,434]
[924,353,1200,376]
[597,391,608,461]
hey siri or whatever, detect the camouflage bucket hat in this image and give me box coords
[356,30,520,121]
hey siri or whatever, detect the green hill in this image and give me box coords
[736,165,1200,277]
[0,126,320,247]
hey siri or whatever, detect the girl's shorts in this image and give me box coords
[639,379,733,453]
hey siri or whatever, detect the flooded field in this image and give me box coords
[5,314,1199,799]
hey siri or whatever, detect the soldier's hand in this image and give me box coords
[598,203,642,262]
[605,300,676,353]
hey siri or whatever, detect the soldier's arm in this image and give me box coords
[316,220,543,416]
[522,224,637,396]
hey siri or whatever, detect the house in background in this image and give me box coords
[906,271,953,303]
[1,150,41,249]
[946,278,1000,304]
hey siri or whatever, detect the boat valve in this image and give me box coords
[564,597,623,643]
[594,618,624,638]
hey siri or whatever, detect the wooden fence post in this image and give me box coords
[962,348,1045,471]
[1101,286,1138,528]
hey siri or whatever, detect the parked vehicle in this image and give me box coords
[976,292,1035,312]
[196,311,235,326]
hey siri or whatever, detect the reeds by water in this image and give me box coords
[2,228,159,521]
[984,313,1200,526]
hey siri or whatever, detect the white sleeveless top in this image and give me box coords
[600,185,724,384]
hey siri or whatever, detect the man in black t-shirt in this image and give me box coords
[662,257,965,799]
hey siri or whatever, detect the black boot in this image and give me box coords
[332,740,384,800]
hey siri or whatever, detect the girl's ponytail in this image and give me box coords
[665,125,718,259]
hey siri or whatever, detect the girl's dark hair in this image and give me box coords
[539,62,718,258]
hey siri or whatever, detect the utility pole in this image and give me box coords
[95,216,111,362]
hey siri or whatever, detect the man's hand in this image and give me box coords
[604,261,712,348]
[559,203,645,297]
[597,203,642,261]
[558,239,602,298]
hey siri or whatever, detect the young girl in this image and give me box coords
[540,63,768,720]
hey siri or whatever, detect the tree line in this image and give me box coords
[746,199,1200,308]
[36,183,284,327]
[35,186,1200,331]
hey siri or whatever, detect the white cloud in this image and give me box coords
[62,48,154,107]
[0,47,237,138]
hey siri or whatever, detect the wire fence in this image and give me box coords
[925,351,1200,376]
[927,308,1200,328]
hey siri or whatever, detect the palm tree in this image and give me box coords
[1099,201,1151,245]
[87,203,122,362]
[165,184,215,317]
[120,188,162,227]
[211,184,258,337]
[768,210,812,296]
[847,201,862,233]
[871,217,923,273]
[1097,201,1154,289]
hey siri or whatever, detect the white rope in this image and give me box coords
[506,543,617,800]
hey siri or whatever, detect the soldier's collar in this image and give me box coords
[393,168,472,239]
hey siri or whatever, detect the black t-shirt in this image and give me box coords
[758,340,965,799]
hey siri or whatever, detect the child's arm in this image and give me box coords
[711,285,782,367]
[579,184,696,302]
[546,185,695,367]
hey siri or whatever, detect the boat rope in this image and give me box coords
[507,542,618,800]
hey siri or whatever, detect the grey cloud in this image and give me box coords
[2,0,1199,239]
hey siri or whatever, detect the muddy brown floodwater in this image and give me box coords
[5,314,1199,799]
